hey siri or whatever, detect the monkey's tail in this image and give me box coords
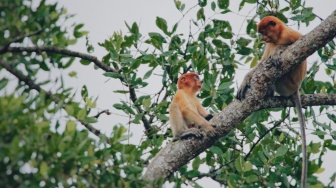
[292,91,307,188]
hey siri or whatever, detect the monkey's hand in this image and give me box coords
[270,45,287,68]
[205,114,213,121]
[270,53,282,68]
[178,128,203,141]
[236,71,253,100]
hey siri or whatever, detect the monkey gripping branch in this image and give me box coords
[143,10,336,183]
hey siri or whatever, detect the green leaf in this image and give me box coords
[220,31,233,39]
[315,168,325,174]
[156,17,169,35]
[192,156,201,170]
[65,105,74,116]
[250,56,258,68]
[80,59,91,65]
[197,8,205,21]
[275,146,288,157]
[142,97,151,109]
[103,72,122,79]
[198,0,207,7]
[311,130,327,136]
[68,71,77,77]
[245,174,258,183]
[66,120,76,133]
[218,81,233,91]
[83,117,97,124]
[279,132,284,142]
[81,85,88,99]
[218,0,229,9]
[310,142,321,154]
[157,114,169,121]
[244,161,253,172]
[0,78,9,90]
[143,69,154,80]
[211,1,216,11]
[77,109,87,120]
[234,156,243,173]
[210,146,223,155]
[40,161,49,179]
[245,0,257,3]
[185,170,200,178]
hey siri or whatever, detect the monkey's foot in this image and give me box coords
[204,126,216,137]
[179,128,203,140]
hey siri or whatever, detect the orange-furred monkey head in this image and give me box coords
[257,16,286,44]
[177,72,202,93]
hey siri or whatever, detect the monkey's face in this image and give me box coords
[177,72,202,93]
[259,25,279,44]
[258,16,282,44]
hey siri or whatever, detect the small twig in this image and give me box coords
[93,109,111,119]
[244,114,289,160]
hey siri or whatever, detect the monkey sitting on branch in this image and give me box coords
[169,72,215,141]
[236,16,308,188]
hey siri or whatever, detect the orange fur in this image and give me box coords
[256,16,308,188]
[258,16,307,96]
[169,72,215,141]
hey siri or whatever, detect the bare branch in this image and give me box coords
[93,109,111,119]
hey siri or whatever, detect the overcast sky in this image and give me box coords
[51,1,336,186]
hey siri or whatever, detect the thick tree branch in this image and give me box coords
[143,10,336,182]
[0,59,111,145]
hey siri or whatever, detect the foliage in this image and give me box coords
[0,0,336,187]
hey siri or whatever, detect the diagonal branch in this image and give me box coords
[4,45,153,135]
[5,46,116,73]
[143,9,336,183]
[0,59,111,145]
[0,29,42,54]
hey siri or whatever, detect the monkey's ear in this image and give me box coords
[269,21,276,26]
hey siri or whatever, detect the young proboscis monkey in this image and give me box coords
[236,16,307,187]
[169,72,215,141]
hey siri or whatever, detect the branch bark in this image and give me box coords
[143,10,336,182]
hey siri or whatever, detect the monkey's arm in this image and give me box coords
[236,68,255,100]
[181,107,216,137]
[196,100,213,120]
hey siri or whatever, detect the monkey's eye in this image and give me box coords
[269,21,276,26]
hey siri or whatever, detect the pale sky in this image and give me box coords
[49,0,336,187]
